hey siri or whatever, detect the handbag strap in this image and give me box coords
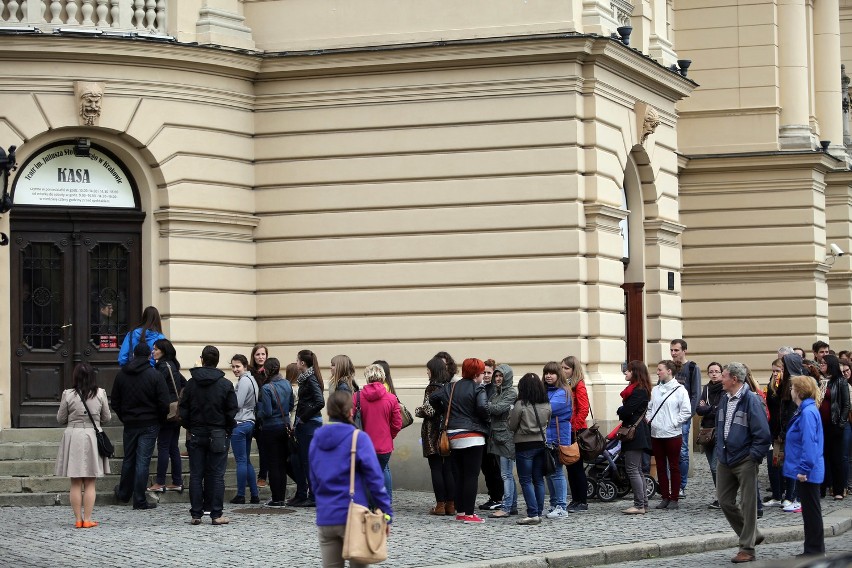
[349,429,359,498]
[165,363,179,399]
[531,403,547,443]
[270,381,291,427]
[649,385,681,424]
[442,382,457,430]
[77,391,102,433]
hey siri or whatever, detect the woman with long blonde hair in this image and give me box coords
[328,354,358,393]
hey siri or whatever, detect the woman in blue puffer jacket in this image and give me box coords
[117,306,166,366]
[543,361,572,519]
[784,375,825,557]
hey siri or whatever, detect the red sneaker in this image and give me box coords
[463,514,485,524]
[455,514,466,521]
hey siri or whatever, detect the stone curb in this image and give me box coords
[426,508,852,568]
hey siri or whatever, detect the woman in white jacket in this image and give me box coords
[646,360,692,510]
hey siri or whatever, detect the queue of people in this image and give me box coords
[53,312,851,563]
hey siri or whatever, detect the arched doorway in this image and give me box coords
[9,141,145,427]
[621,150,649,365]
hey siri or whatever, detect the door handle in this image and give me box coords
[61,323,73,328]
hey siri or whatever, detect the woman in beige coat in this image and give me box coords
[55,363,111,528]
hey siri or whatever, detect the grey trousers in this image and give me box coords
[624,449,647,508]
[717,459,763,554]
[317,525,369,568]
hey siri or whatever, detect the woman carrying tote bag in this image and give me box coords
[309,390,392,568]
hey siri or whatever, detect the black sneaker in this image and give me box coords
[230,495,246,504]
[286,497,306,507]
[113,485,130,504]
[509,508,518,515]
[757,509,763,519]
[709,500,721,509]
[133,502,158,510]
[478,499,499,511]
[265,500,287,507]
[250,495,260,504]
[302,499,317,508]
[568,503,588,512]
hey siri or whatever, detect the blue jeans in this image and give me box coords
[154,422,182,486]
[516,447,546,518]
[498,456,518,512]
[704,442,718,486]
[188,429,229,519]
[295,420,321,501]
[231,421,258,498]
[679,420,691,490]
[118,424,160,508]
[842,422,851,490]
[377,453,393,502]
[545,457,568,509]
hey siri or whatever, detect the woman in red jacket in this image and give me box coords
[561,356,590,512]
[358,363,403,501]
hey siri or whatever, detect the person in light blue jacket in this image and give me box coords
[543,361,572,519]
[784,375,825,557]
[117,306,166,366]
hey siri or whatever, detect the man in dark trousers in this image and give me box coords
[112,341,170,510]
[670,338,701,497]
[180,345,238,525]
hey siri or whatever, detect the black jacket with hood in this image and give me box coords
[111,355,171,427]
[779,353,806,440]
[179,366,238,435]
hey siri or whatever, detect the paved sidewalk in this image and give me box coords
[0,456,849,567]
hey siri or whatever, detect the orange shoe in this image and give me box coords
[75,521,83,528]
[81,521,99,528]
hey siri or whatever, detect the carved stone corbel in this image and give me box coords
[635,101,661,146]
[75,81,104,127]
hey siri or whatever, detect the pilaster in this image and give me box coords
[195,0,255,50]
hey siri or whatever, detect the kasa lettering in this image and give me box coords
[57,168,91,183]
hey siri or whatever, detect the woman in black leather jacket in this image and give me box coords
[429,357,489,523]
[289,349,325,507]
[821,355,851,499]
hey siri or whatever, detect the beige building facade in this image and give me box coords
[0,0,848,486]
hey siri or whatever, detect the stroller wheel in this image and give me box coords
[644,474,658,500]
[586,479,598,500]
[597,479,618,502]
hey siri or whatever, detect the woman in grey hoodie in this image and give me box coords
[229,354,260,504]
[487,364,518,518]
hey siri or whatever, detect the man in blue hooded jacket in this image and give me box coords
[715,362,771,563]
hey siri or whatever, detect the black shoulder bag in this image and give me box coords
[79,391,114,458]
[532,403,557,475]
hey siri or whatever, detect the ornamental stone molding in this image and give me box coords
[154,208,260,241]
[75,81,104,127]
[635,101,661,146]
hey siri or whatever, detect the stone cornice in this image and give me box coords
[0,36,261,78]
[584,203,628,234]
[681,151,843,175]
[154,208,259,241]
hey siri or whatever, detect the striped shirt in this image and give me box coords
[724,383,746,440]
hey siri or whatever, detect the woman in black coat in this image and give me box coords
[696,362,725,502]
[617,360,652,514]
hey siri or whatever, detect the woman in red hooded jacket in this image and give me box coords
[357,363,402,501]
[561,356,590,512]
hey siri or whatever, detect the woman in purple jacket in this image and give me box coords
[309,390,392,568]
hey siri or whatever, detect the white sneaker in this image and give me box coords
[783,500,802,512]
[763,498,782,507]
[545,506,569,519]
[781,499,792,508]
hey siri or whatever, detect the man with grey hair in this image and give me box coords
[715,362,772,563]
[777,346,794,358]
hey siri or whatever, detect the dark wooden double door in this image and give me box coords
[10,210,143,427]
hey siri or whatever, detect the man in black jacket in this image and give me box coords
[112,341,170,510]
[179,345,238,525]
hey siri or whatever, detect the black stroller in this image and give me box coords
[585,437,659,502]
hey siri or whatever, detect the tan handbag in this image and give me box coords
[555,416,581,466]
[438,382,457,457]
[342,430,388,564]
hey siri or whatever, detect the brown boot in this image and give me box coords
[429,502,446,515]
[445,501,456,515]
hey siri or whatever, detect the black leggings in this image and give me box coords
[824,424,846,497]
[566,454,588,505]
[451,445,484,515]
[260,428,288,502]
[427,454,455,502]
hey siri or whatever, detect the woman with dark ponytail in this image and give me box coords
[289,349,325,507]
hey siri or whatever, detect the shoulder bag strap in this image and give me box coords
[270,382,290,426]
[165,364,179,398]
[532,403,546,442]
[78,391,102,433]
[649,385,681,424]
[349,429,359,498]
[442,382,457,430]
[555,415,561,442]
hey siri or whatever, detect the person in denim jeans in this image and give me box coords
[508,373,552,525]
[180,345,238,525]
[543,361,572,519]
[290,349,325,507]
[148,339,187,493]
[485,364,518,518]
[111,341,170,510]
[228,354,260,504]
